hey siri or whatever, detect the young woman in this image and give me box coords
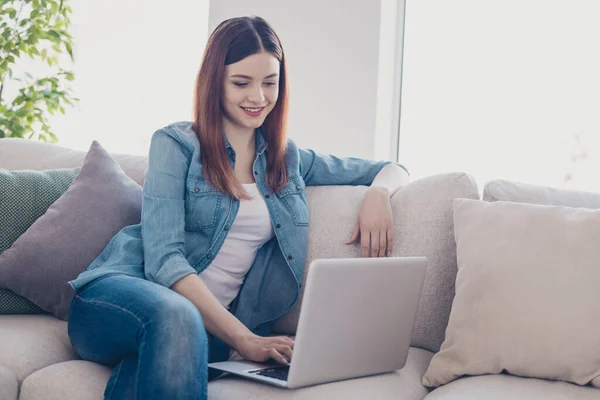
[67,16,409,400]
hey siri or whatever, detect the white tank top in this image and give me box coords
[198,183,274,308]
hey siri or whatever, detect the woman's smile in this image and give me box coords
[241,106,266,117]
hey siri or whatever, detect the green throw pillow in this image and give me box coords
[0,168,79,314]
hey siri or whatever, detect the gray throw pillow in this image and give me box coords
[0,141,142,320]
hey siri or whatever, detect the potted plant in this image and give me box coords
[0,0,78,142]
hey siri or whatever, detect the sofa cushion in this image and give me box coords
[0,288,47,315]
[0,138,148,186]
[423,199,600,388]
[19,360,111,400]
[0,365,18,400]
[0,141,143,320]
[0,138,147,316]
[0,168,79,315]
[17,348,433,400]
[424,374,600,400]
[0,168,79,254]
[272,173,479,353]
[483,179,600,208]
[208,347,433,400]
[0,315,78,384]
[18,348,432,400]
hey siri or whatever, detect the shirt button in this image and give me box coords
[295,185,301,190]
[194,188,200,193]
[288,255,293,260]
[254,171,258,175]
[207,253,212,259]
[224,225,229,231]
[265,194,271,199]
[276,223,281,228]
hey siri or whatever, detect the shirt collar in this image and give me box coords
[255,127,268,154]
[222,128,268,155]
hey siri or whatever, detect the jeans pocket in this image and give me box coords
[74,274,118,298]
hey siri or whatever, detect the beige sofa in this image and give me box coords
[1,138,599,400]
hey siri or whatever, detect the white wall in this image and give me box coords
[7,0,401,160]
[8,0,210,155]
[209,0,403,160]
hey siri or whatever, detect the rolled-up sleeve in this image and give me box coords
[142,128,197,288]
[298,147,408,187]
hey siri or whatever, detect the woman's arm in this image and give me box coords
[141,129,248,343]
[346,165,411,257]
[369,163,411,197]
[296,143,408,187]
[171,274,294,365]
[141,129,196,287]
[170,274,251,347]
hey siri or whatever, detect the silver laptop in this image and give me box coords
[208,256,427,389]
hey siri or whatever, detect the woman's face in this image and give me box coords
[222,52,280,131]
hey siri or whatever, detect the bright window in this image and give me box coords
[398,1,600,192]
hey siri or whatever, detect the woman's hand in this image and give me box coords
[233,333,295,365]
[346,186,394,257]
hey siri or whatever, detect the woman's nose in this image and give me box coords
[247,86,265,104]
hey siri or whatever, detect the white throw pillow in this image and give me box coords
[423,198,600,388]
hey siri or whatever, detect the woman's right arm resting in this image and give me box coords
[141,129,251,350]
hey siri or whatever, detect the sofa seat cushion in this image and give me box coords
[0,315,78,384]
[0,365,18,400]
[19,360,111,400]
[424,374,600,400]
[17,348,432,400]
[208,347,433,400]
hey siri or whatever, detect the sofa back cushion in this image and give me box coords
[484,179,600,208]
[0,168,79,314]
[0,139,481,352]
[272,173,480,353]
[0,138,147,186]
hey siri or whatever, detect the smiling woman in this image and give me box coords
[66,15,407,400]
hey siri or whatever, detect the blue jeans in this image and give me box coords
[67,274,217,400]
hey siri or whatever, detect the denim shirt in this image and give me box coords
[68,121,404,359]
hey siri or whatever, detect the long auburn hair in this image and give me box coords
[192,16,289,200]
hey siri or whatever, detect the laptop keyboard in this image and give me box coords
[249,366,290,381]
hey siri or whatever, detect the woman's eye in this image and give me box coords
[264,81,277,86]
[233,82,248,87]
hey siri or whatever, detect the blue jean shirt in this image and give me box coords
[68,121,405,359]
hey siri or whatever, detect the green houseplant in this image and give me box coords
[0,0,78,142]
